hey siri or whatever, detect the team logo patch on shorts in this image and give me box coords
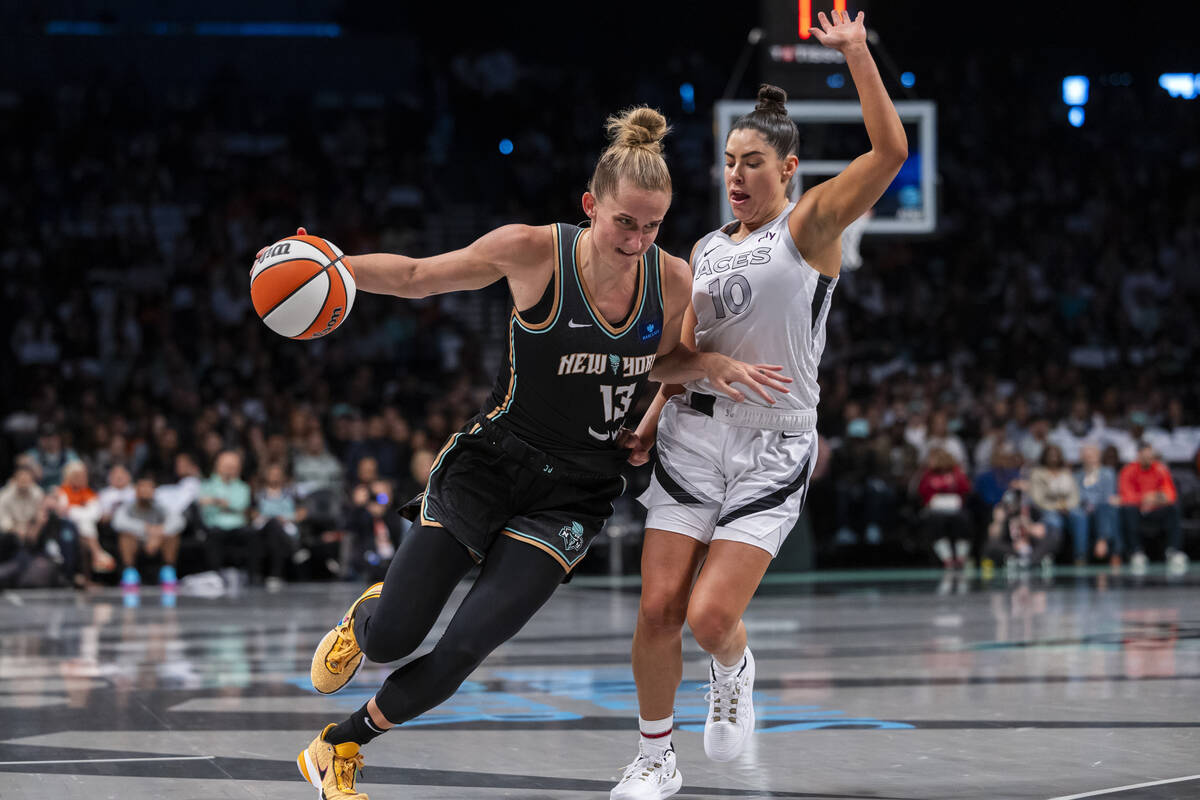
[559,521,585,552]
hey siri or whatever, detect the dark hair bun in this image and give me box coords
[755,84,788,116]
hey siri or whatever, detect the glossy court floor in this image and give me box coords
[1,566,1198,800]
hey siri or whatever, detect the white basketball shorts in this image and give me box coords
[638,394,818,557]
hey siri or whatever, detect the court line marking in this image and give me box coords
[1047,773,1200,799]
[0,755,216,766]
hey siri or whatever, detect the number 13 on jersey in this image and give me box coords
[600,384,636,423]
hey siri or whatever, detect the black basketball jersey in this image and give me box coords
[484,223,666,474]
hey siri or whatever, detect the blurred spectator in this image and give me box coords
[831,417,889,545]
[920,410,969,472]
[984,486,1060,570]
[916,448,973,568]
[98,464,135,523]
[111,474,185,587]
[404,447,436,504]
[0,465,45,545]
[349,478,405,581]
[1076,443,1122,566]
[1118,443,1187,572]
[974,443,1022,511]
[1101,444,1122,471]
[24,424,79,491]
[54,461,115,576]
[294,430,345,495]
[344,415,402,480]
[197,450,253,578]
[1050,399,1103,464]
[142,426,183,483]
[89,432,135,481]
[1030,444,1084,564]
[1018,417,1052,466]
[873,419,921,498]
[0,465,73,587]
[155,452,203,527]
[0,465,48,580]
[354,457,381,488]
[1146,398,1200,465]
[972,427,1007,479]
[253,462,305,590]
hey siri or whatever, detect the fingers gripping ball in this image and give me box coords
[250,235,356,339]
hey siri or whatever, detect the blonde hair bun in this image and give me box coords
[606,106,671,155]
[589,106,673,199]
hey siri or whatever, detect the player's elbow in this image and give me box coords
[877,142,907,168]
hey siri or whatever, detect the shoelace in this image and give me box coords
[325,627,358,672]
[335,751,365,791]
[621,753,667,783]
[704,677,742,724]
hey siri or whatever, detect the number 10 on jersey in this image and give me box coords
[706,274,752,319]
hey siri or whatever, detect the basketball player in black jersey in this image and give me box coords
[274,107,791,799]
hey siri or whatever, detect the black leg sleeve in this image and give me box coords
[353,524,476,664]
[372,534,566,726]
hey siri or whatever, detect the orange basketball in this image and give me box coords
[250,235,356,340]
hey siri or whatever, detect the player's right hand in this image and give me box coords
[703,353,792,404]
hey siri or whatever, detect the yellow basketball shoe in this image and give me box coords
[298,723,368,799]
[311,582,383,694]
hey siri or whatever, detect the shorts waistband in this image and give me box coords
[687,392,817,432]
[476,418,616,483]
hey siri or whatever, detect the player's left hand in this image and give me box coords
[811,9,867,52]
[617,428,652,466]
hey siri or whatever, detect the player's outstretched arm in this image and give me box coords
[266,225,553,299]
[346,224,553,298]
[795,10,907,250]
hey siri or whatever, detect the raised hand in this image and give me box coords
[811,9,867,52]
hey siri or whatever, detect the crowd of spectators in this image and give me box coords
[1,37,1198,587]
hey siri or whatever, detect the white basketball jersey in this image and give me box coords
[684,202,837,412]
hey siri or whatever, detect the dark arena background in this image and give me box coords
[1,2,1198,798]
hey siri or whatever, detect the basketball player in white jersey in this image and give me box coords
[610,11,908,798]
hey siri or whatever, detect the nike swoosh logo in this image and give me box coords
[568,320,592,328]
[702,246,720,258]
[781,432,805,439]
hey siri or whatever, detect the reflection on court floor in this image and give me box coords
[1,568,1198,799]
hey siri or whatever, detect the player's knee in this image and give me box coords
[686,602,739,654]
[361,626,424,664]
[638,593,688,633]
[432,640,489,681]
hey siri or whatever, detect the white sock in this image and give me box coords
[933,537,953,562]
[711,647,747,681]
[639,714,673,756]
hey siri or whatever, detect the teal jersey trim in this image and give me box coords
[503,526,588,567]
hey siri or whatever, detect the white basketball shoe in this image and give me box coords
[610,747,682,800]
[703,647,756,762]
